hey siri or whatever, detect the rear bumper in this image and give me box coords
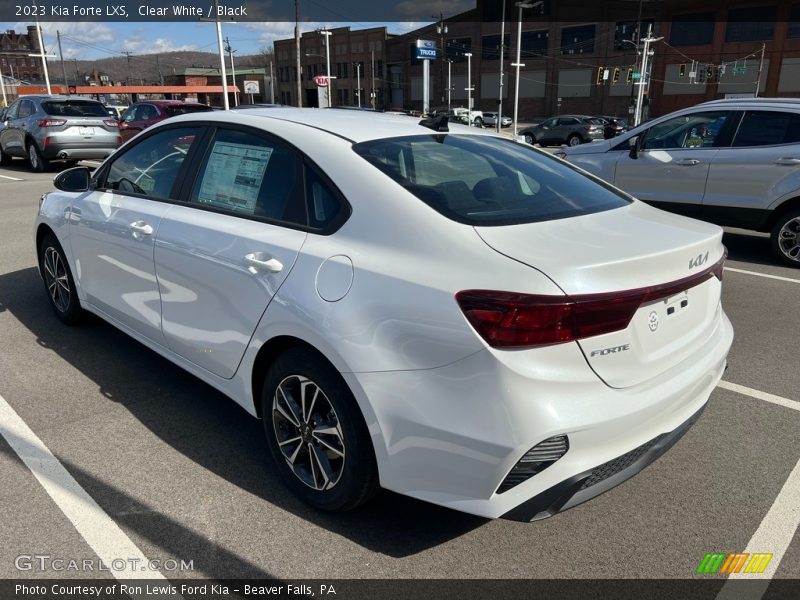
[42,142,119,160]
[501,403,706,521]
[346,308,733,520]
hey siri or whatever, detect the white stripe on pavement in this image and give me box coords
[716,458,800,599]
[725,267,800,285]
[0,174,24,181]
[718,380,800,412]
[0,391,166,581]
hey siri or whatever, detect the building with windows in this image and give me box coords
[0,26,42,85]
[650,1,800,115]
[274,1,800,119]
[273,26,393,108]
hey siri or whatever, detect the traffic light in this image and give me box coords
[596,66,604,85]
[626,67,633,83]
[679,63,687,77]
[706,64,714,81]
[613,67,620,83]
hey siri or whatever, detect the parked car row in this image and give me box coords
[0,97,214,171]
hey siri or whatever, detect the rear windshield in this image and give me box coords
[42,100,108,117]
[165,105,213,117]
[352,134,630,225]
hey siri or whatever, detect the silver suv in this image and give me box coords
[0,95,121,172]
[559,98,800,266]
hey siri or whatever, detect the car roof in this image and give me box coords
[699,97,800,108]
[21,95,101,102]
[168,106,494,143]
[136,100,207,107]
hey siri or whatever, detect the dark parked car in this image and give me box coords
[595,116,629,139]
[519,115,604,147]
[119,100,213,141]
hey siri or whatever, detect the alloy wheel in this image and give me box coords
[29,144,39,170]
[272,375,345,491]
[43,246,70,313]
[777,216,800,263]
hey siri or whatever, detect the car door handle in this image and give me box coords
[776,157,800,166]
[676,159,701,166]
[129,221,153,236]
[244,253,283,274]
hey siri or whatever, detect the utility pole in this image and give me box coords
[57,30,69,95]
[156,54,164,86]
[0,66,7,107]
[295,0,302,107]
[497,0,506,133]
[123,50,132,85]
[435,13,447,105]
[200,0,231,109]
[225,37,239,106]
[269,60,275,104]
[447,59,452,109]
[465,52,473,124]
[31,2,51,94]
[370,49,376,109]
[73,59,80,85]
[353,61,361,107]
[321,29,333,108]
[634,24,662,127]
[755,43,765,97]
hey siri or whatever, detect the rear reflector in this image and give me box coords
[497,435,569,494]
[457,251,726,348]
[38,119,66,127]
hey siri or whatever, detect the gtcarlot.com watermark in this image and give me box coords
[15,554,194,573]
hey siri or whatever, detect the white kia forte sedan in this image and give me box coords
[34,108,733,521]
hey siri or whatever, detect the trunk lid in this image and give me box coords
[474,201,725,388]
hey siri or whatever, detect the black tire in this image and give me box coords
[38,233,83,324]
[538,141,549,148]
[524,133,534,145]
[473,117,483,128]
[770,208,800,267]
[261,347,380,512]
[567,134,581,147]
[0,144,11,166]
[27,140,49,172]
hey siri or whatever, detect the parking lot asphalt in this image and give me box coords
[0,163,797,586]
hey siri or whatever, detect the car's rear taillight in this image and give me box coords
[38,118,66,127]
[456,252,727,348]
[104,119,119,127]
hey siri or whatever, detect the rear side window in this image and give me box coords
[190,128,305,224]
[305,166,344,230]
[105,127,201,199]
[732,111,800,147]
[166,105,213,117]
[18,100,35,118]
[353,134,630,226]
[42,100,108,117]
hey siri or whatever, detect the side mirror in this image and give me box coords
[54,166,91,193]
[628,135,642,159]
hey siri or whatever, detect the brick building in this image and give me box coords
[0,26,43,83]
[273,26,393,108]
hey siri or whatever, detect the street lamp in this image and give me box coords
[512,1,537,138]
[464,52,473,125]
[446,58,453,110]
[320,29,333,108]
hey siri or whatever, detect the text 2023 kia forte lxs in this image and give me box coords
[34,109,733,521]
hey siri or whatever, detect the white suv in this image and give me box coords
[559,98,800,266]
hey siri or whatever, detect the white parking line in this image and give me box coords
[718,380,800,412]
[725,267,800,285]
[0,392,167,581]
[0,174,24,181]
[716,458,800,599]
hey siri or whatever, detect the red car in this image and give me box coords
[118,100,213,141]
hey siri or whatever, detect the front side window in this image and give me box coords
[5,100,20,120]
[732,111,800,147]
[105,127,201,199]
[138,105,159,120]
[642,111,732,150]
[353,135,630,226]
[190,128,305,224]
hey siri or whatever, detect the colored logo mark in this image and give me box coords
[696,552,773,574]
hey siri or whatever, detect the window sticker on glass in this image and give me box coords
[197,142,272,213]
